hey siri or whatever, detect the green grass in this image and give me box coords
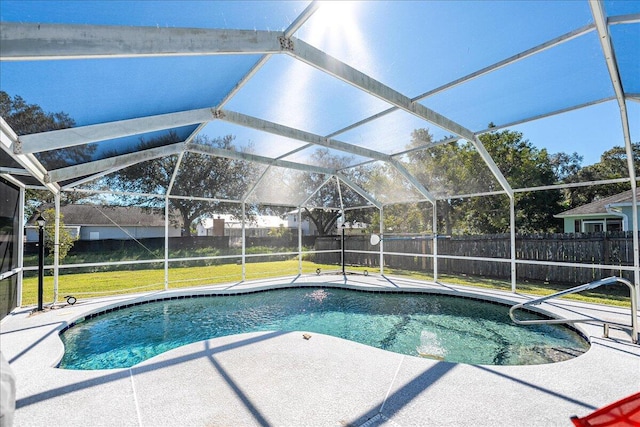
[22,260,330,305]
[21,260,633,308]
[379,268,633,307]
[23,246,311,269]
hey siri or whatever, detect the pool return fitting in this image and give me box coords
[509,276,639,344]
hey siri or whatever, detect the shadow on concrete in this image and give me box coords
[472,365,597,410]
[205,340,272,427]
[4,322,65,365]
[352,361,456,426]
[16,330,289,410]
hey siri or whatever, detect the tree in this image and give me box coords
[0,91,95,170]
[0,91,96,218]
[299,148,371,236]
[369,202,434,235]
[103,132,257,236]
[562,143,639,209]
[470,128,564,233]
[404,129,465,234]
[42,208,77,261]
[404,127,570,234]
[268,225,291,238]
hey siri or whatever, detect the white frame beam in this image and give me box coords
[590,0,639,286]
[326,24,595,139]
[335,175,382,210]
[1,117,60,194]
[288,37,514,198]
[187,141,382,208]
[15,108,215,154]
[219,110,436,202]
[216,1,320,109]
[46,143,185,183]
[219,110,394,162]
[0,23,285,60]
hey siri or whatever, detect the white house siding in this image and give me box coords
[24,226,80,243]
[26,225,180,243]
[78,226,180,240]
[562,206,637,233]
[198,214,317,236]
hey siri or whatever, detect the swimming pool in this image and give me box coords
[58,287,589,370]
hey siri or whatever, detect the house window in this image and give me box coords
[89,231,100,240]
[582,221,604,233]
[605,219,622,231]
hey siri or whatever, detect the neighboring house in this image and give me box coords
[25,205,182,242]
[554,189,639,233]
[337,220,369,235]
[197,213,317,237]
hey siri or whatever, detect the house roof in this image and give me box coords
[555,188,640,218]
[201,214,292,229]
[29,204,181,227]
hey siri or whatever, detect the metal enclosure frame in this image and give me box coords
[0,1,638,306]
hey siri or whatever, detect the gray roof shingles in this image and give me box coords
[29,204,180,227]
[555,188,639,217]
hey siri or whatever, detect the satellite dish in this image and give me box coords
[370,234,381,245]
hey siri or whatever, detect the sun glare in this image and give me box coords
[311,1,363,45]
[315,1,358,31]
[266,1,368,130]
[305,0,375,76]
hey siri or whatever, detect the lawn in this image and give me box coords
[20,260,633,308]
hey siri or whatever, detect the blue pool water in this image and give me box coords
[59,287,589,370]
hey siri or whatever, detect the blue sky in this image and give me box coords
[1,0,638,169]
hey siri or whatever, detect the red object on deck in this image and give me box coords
[571,392,640,426]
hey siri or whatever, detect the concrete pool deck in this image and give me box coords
[1,273,639,426]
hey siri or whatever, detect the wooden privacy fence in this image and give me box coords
[23,236,231,254]
[314,231,637,285]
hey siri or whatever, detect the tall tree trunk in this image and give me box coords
[304,208,341,236]
[180,211,192,237]
[439,201,453,235]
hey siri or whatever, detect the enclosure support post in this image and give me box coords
[242,202,246,281]
[297,207,302,275]
[164,151,185,291]
[17,185,24,307]
[632,192,639,300]
[379,206,384,275]
[433,202,438,281]
[590,0,639,290]
[341,223,346,275]
[164,196,169,290]
[510,196,516,293]
[53,193,60,303]
[628,184,639,294]
[36,214,45,311]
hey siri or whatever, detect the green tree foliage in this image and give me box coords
[403,127,569,234]
[562,143,639,209]
[103,132,257,236]
[403,129,465,234]
[472,128,564,233]
[42,208,77,260]
[369,202,434,235]
[0,91,95,169]
[268,225,290,238]
[0,91,74,135]
[300,148,368,236]
[0,91,96,218]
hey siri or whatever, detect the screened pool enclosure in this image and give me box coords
[0,1,638,311]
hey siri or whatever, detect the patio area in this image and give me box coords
[2,274,638,427]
